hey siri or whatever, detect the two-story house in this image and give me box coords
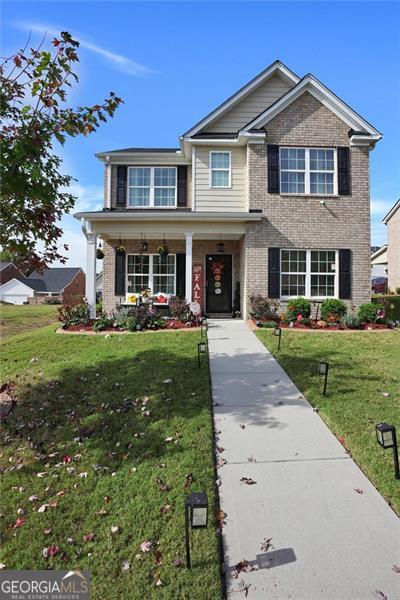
[75,60,381,318]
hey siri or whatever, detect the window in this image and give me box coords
[128,167,177,207]
[281,249,338,298]
[281,250,307,296]
[126,254,176,295]
[280,148,336,195]
[210,152,231,188]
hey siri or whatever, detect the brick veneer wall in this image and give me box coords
[102,238,241,314]
[63,270,86,305]
[244,91,371,316]
[387,208,400,292]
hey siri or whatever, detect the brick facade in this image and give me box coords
[244,92,371,315]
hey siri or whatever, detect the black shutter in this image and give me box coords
[176,254,186,298]
[177,166,187,207]
[268,248,280,298]
[267,145,280,194]
[115,251,126,296]
[116,166,127,207]
[339,249,351,299]
[337,147,350,196]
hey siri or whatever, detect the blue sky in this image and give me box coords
[3,1,400,268]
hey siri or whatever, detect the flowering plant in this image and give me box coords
[140,288,152,298]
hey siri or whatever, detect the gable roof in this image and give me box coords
[241,74,382,142]
[182,60,300,138]
[0,261,17,271]
[383,199,400,224]
[27,268,82,292]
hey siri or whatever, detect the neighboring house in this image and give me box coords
[371,245,388,278]
[383,199,400,292]
[0,268,85,305]
[0,262,23,286]
[75,60,382,318]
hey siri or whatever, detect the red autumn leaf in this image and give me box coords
[47,544,59,557]
[260,537,273,552]
[233,559,256,579]
[216,509,226,529]
[83,533,94,543]
[63,455,72,464]
[338,436,346,446]
[154,550,162,566]
[13,517,26,528]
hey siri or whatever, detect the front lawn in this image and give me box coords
[0,304,58,338]
[0,326,221,599]
[257,329,400,513]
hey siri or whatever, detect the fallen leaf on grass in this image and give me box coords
[156,477,171,492]
[37,504,49,513]
[110,526,121,534]
[173,557,184,567]
[43,544,59,558]
[240,477,257,485]
[83,533,94,543]
[184,473,194,490]
[155,578,163,587]
[162,379,173,384]
[164,436,173,443]
[216,509,226,529]
[121,559,130,572]
[13,517,25,528]
[154,550,162,565]
[0,563,5,569]
[338,436,346,446]
[382,392,390,398]
[260,537,273,552]
[43,528,52,535]
[354,488,363,494]
[140,540,153,553]
[160,505,170,515]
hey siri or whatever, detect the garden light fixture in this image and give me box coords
[274,326,282,351]
[185,492,209,568]
[198,341,207,367]
[201,318,208,338]
[318,361,329,396]
[375,423,399,479]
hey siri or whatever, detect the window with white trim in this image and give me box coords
[126,254,176,295]
[128,167,177,207]
[280,148,336,195]
[281,249,337,298]
[210,152,231,188]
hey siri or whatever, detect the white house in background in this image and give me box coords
[371,245,388,278]
[383,199,400,292]
[0,277,38,304]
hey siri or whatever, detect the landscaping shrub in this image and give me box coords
[257,320,276,328]
[168,296,191,321]
[58,301,90,329]
[249,295,278,320]
[321,298,347,322]
[286,297,311,321]
[357,302,379,323]
[93,315,113,332]
[372,295,400,322]
[342,314,361,329]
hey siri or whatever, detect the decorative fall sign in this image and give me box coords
[192,264,203,311]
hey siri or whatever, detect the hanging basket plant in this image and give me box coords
[115,244,126,256]
[96,248,104,260]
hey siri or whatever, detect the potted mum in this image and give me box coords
[115,244,126,256]
[158,239,169,259]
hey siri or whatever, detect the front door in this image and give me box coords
[205,255,232,314]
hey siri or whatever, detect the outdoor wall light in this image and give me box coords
[198,341,207,367]
[376,423,399,479]
[317,361,329,395]
[217,234,225,253]
[185,492,209,568]
[141,241,148,252]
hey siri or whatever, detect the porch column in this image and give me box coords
[185,232,193,304]
[86,232,97,318]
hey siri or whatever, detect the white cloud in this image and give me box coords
[14,21,153,77]
[370,198,393,217]
[65,182,103,213]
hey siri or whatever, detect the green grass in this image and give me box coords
[0,304,59,338]
[0,325,221,599]
[257,329,400,513]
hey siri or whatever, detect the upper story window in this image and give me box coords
[210,151,231,188]
[280,148,336,195]
[128,167,177,207]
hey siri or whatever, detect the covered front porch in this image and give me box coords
[76,211,262,318]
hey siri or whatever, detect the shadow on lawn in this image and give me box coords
[1,348,211,474]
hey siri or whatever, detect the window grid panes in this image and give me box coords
[281,249,337,298]
[210,152,231,187]
[126,255,175,296]
[127,167,177,207]
[280,148,336,195]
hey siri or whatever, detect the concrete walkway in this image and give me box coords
[208,319,399,600]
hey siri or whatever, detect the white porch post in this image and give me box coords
[185,232,193,304]
[86,232,97,318]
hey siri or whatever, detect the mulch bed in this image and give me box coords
[57,322,201,335]
[250,319,391,332]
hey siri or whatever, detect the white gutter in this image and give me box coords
[75,211,262,222]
